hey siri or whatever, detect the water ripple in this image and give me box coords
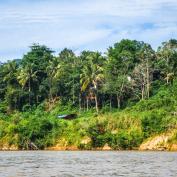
[0,151,176,177]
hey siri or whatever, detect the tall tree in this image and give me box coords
[80,51,104,112]
[105,40,142,108]
[2,61,21,110]
[18,44,54,106]
[54,48,80,105]
[157,39,177,84]
[132,43,155,100]
[46,57,59,102]
[17,63,37,106]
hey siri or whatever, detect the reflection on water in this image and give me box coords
[0,151,177,177]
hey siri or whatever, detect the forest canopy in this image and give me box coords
[0,39,177,113]
[0,39,177,150]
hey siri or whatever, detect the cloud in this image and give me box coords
[0,0,177,61]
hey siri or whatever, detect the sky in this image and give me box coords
[0,0,177,62]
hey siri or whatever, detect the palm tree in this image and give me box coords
[3,61,18,85]
[17,64,37,105]
[80,52,104,113]
[46,57,59,102]
[3,61,19,110]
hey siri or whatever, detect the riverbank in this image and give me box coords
[1,136,177,151]
[0,109,177,151]
[0,82,177,151]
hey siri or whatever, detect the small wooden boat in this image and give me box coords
[57,114,77,120]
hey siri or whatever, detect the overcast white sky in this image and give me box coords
[0,0,177,61]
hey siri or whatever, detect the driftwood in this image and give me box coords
[28,141,39,150]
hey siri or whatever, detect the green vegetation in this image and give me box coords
[0,39,177,150]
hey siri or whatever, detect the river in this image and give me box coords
[0,151,176,177]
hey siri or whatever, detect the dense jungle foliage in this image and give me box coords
[0,39,177,150]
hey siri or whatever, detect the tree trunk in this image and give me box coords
[83,98,86,112]
[36,95,39,104]
[86,97,89,111]
[117,94,121,109]
[72,78,75,104]
[109,95,112,111]
[93,82,99,113]
[49,78,52,102]
[166,74,169,84]
[14,97,17,110]
[141,84,144,100]
[146,59,150,99]
[28,79,31,105]
[95,95,99,113]
[79,93,81,112]
[167,55,169,84]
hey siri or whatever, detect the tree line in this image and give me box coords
[0,39,177,113]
